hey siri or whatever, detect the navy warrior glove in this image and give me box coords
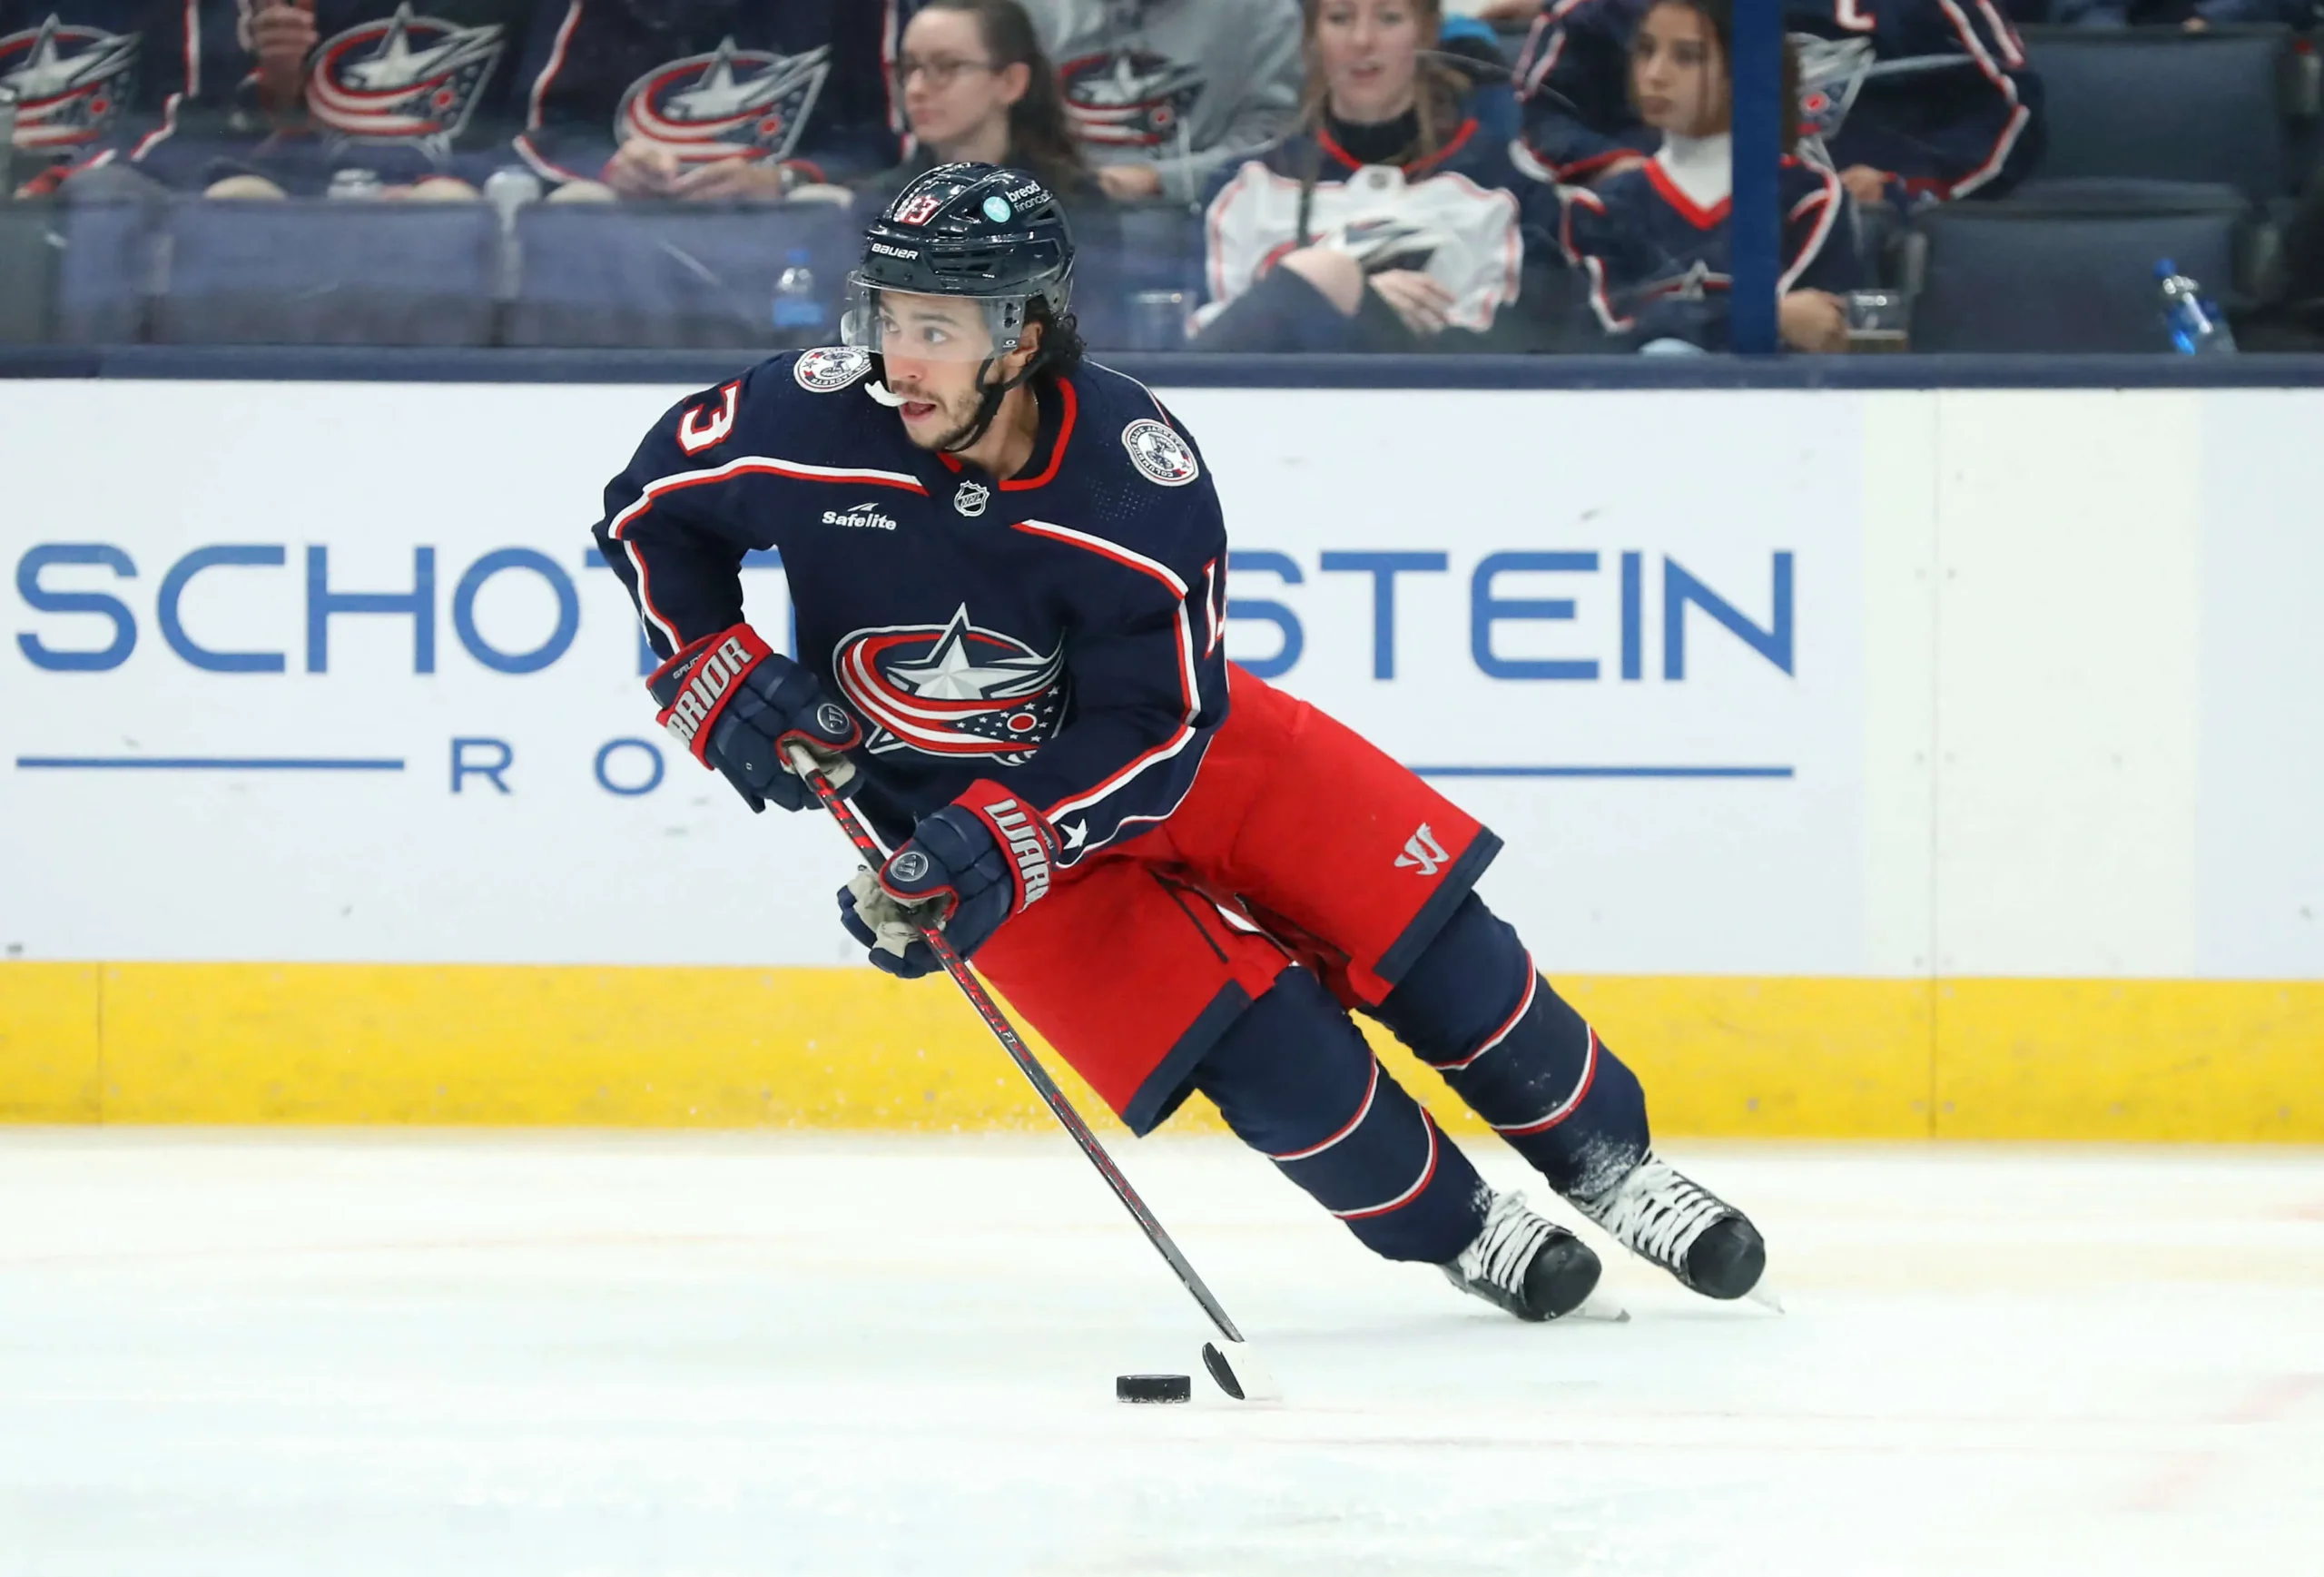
[646,623,861,812]
[838,781,1059,979]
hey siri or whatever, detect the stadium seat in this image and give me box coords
[1907,190,2257,351]
[505,202,855,350]
[153,200,497,346]
[53,199,156,344]
[2014,26,2298,204]
[0,201,61,343]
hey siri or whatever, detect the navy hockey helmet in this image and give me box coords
[842,163,1076,364]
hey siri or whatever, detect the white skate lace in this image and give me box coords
[1454,1191,1555,1293]
[1581,1155,1728,1269]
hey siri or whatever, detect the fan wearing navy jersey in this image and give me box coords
[509,0,902,197]
[593,162,1770,1322]
[2,0,204,194]
[182,0,537,197]
[1195,0,1571,354]
[1518,0,2041,209]
[1512,0,1657,184]
[1560,0,1859,352]
[1786,0,2041,209]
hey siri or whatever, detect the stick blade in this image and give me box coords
[1200,1339,1282,1403]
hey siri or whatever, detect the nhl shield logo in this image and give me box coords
[794,345,870,392]
[0,15,139,153]
[833,606,1067,764]
[304,4,505,153]
[953,480,990,517]
[617,37,830,166]
[1121,419,1199,487]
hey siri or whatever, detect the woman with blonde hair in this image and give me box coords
[1193,0,1577,352]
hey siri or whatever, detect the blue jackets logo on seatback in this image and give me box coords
[833,605,1067,764]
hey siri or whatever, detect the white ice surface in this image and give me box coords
[2,1133,2320,1575]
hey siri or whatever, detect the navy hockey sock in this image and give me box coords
[1192,968,1487,1264]
[1373,894,1649,1202]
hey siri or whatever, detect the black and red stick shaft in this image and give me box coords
[783,744,1251,1350]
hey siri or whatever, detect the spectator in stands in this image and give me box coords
[3,0,205,196]
[1192,0,1575,353]
[864,0,1096,202]
[1516,0,2043,209]
[509,0,902,201]
[183,0,537,200]
[1022,0,1303,203]
[1557,0,1858,351]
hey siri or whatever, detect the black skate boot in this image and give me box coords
[1440,1189,1601,1321]
[1576,1151,1765,1300]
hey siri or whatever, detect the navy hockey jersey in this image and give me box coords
[3,0,202,188]
[1517,0,2042,203]
[1787,0,2042,204]
[510,0,901,186]
[187,0,537,191]
[593,349,1232,863]
[1513,0,1657,182]
[1559,143,1862,349]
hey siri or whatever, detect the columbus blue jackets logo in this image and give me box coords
[616,38,829,166]
[1791,34,1872,168]
[833,606,1067,763]
[0,15,139,153]
[1057,48,1200,150]
[304,5,504,152]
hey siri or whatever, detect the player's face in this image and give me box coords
[896,8,1029,154]
[876,291,1007,449]
[1631,3,1729,138]
[1312,0,1425,126]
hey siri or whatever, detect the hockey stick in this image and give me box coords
[783,744,1280,1403]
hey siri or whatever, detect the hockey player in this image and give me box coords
[1559,0,1861,352]
[593,162,1768,1323]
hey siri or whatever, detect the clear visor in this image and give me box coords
[841,278,1029,363]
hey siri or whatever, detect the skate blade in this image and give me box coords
[1746,1281,1786,1315]
[1571,1289,1630,1323]
[1200,1338,1283,1403]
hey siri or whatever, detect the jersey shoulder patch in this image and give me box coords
[1120,417,1201,488]
[793,345,872,393]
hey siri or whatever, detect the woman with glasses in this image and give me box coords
[863,0,1096,202]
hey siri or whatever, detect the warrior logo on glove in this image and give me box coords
[657,630,767,753]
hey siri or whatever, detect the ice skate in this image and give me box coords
[1577,1151,1765,1300]
[1440,1188,1601,1321]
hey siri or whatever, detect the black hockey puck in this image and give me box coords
[1115,1373,1193,1405]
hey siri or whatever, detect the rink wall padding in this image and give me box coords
[5,371,2322,1143]
[2,963,2317,1142]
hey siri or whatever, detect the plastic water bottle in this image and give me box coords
[2156,259,2236,355]
[772,248,827,345]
